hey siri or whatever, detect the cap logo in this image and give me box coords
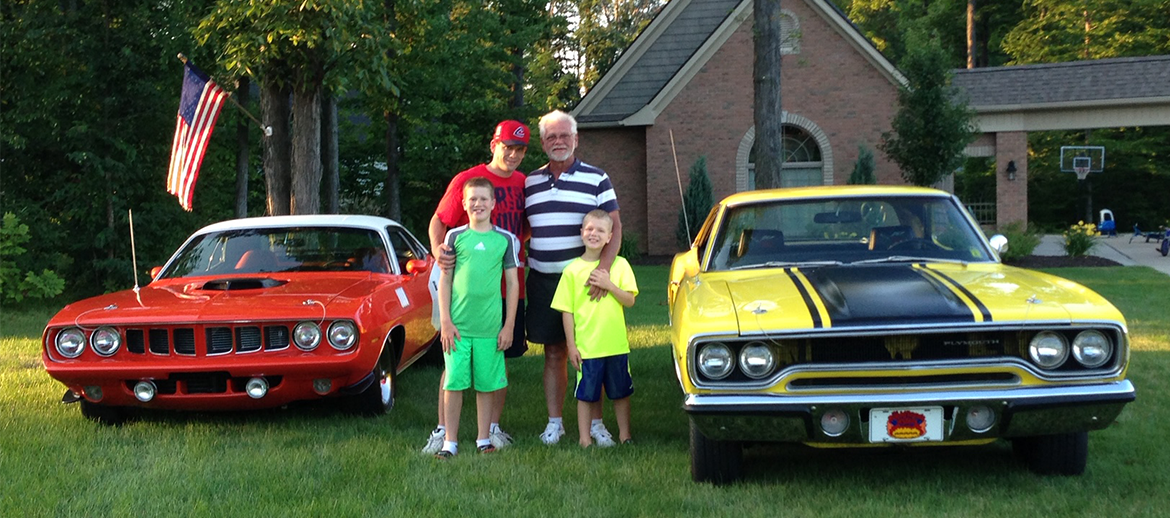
[513,127,526,139]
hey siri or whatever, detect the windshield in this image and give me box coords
[707,195,993,271]
[161,227,391,278]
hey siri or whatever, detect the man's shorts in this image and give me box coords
[443,336,507,392]
[526,270,565,345]
[575,354,634,402]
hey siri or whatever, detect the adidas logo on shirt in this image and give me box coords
[475,242,487,251]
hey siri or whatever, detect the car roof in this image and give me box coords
[721,185,949,206]
[194,215,401,235]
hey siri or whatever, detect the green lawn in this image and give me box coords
[2,265,1168,517]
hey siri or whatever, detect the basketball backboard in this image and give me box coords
[1060,146,1106,174]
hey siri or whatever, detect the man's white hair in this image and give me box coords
[538,110,577,136]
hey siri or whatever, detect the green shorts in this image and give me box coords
[443,336,508,392]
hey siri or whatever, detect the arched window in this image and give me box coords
[747,125,824,189]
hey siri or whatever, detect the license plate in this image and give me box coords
[869,407,944,443]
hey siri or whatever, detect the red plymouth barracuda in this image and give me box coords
[42,215,438,424]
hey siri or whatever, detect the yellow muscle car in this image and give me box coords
[669,186,1134,483]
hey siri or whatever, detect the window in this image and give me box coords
[747,125,823,189]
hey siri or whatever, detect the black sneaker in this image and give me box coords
[478,443,497,454]
[622,438,634,445]
[435,450,455,460]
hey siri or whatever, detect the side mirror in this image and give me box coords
[149,266,163,280]
[988,234,1009,255]
[406,259,430,275]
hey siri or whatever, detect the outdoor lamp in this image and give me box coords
[1006,160,1017,181]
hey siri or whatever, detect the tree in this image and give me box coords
[677,156,714,249]
[849,145,877,184]
[197,0,394,215]
[1003,0,1170,64]
[879,28,976,187]
[753,0,784,189]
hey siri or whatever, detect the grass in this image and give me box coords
[2,265,1169,517]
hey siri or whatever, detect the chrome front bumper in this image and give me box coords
[685,380,1135,443]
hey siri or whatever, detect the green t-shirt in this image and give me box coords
[550,256,638,358]
[445,225,519,338]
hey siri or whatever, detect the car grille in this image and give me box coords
[123,324,291,356]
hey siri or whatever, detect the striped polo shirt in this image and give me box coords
[524,159,620,274]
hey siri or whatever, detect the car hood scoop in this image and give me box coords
[200,278,288,291]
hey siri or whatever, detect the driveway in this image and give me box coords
[1035,234,1170,276]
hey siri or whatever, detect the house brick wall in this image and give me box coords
[577,0,906,256]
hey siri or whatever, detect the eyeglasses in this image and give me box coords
[542,133,575,142]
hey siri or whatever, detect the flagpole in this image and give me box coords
[177,54,272,136]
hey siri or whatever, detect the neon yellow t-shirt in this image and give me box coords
[550,256,638,359]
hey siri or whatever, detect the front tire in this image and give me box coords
[80,400,126,426]
[350,345,398,416]
[689,417,743,484]
[1015,432,1088,475]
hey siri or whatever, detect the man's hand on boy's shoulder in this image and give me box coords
[435,243,455,272]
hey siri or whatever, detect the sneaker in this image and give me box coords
[489,428,513,449]
[590,422,616,448]
[422,428,445,455]
[434,450,455,460]
[539,422,565,445]
[478,443,497,453]
[622,438,634,446]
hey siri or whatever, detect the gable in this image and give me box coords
[573,0,904,128]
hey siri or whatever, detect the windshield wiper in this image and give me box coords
[849,256,969,265]
[730,260,843,271]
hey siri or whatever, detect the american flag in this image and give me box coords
[166,62,227,211]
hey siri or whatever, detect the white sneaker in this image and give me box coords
[590,422,616,447]
[422,428,445,454]
[489,428,513,449]
[539,422,565,445]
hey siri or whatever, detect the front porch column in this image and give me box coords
[995,131,1028,229]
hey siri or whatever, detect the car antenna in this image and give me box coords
[128,209,140,294]
[670,129,692,244]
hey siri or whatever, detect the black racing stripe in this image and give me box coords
[785,268,823,328]
[801,265,976,326]
[929,269,993,322]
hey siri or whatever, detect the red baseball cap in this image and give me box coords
[493,120,530,146]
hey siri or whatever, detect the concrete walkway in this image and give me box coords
[1034,233,1170,276]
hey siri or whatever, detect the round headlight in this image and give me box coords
[1072,330,1113,368]
[738,341,776,379]
[327,321,358,351]
[293,322,322,351]
[91,327,121,357]
[1028,331,1069,369]
[55,328,86,358]
[697,343,734,380]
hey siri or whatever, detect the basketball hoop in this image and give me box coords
[1074,166,1090,181]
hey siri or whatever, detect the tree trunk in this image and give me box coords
[385,111,401,221]
[235,75,250,218]
[511,49,525,108]
[384,0,401,221]
[966,0,976,69]
[261,80,292,216]
[322,94,339,214]
[291,86,322,215]
[753,0,783,189]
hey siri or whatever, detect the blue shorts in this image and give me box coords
[574,354,634,402]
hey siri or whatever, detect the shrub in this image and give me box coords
[1,213,65,304]
[619,231,642,264]
[998,221,1041,261]
[1063,221,1098,257]
[676,156,713,249]
[848,145,877,185]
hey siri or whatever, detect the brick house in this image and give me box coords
[569,0,1170,256]
[572,0,905,256]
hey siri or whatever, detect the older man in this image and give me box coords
[524,110,623,446]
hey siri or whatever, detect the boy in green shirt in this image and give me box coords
[551,209,638,447]
[436,177,521,458]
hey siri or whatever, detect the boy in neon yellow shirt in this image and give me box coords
[550,209,638,447]
[436,177,520,458]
